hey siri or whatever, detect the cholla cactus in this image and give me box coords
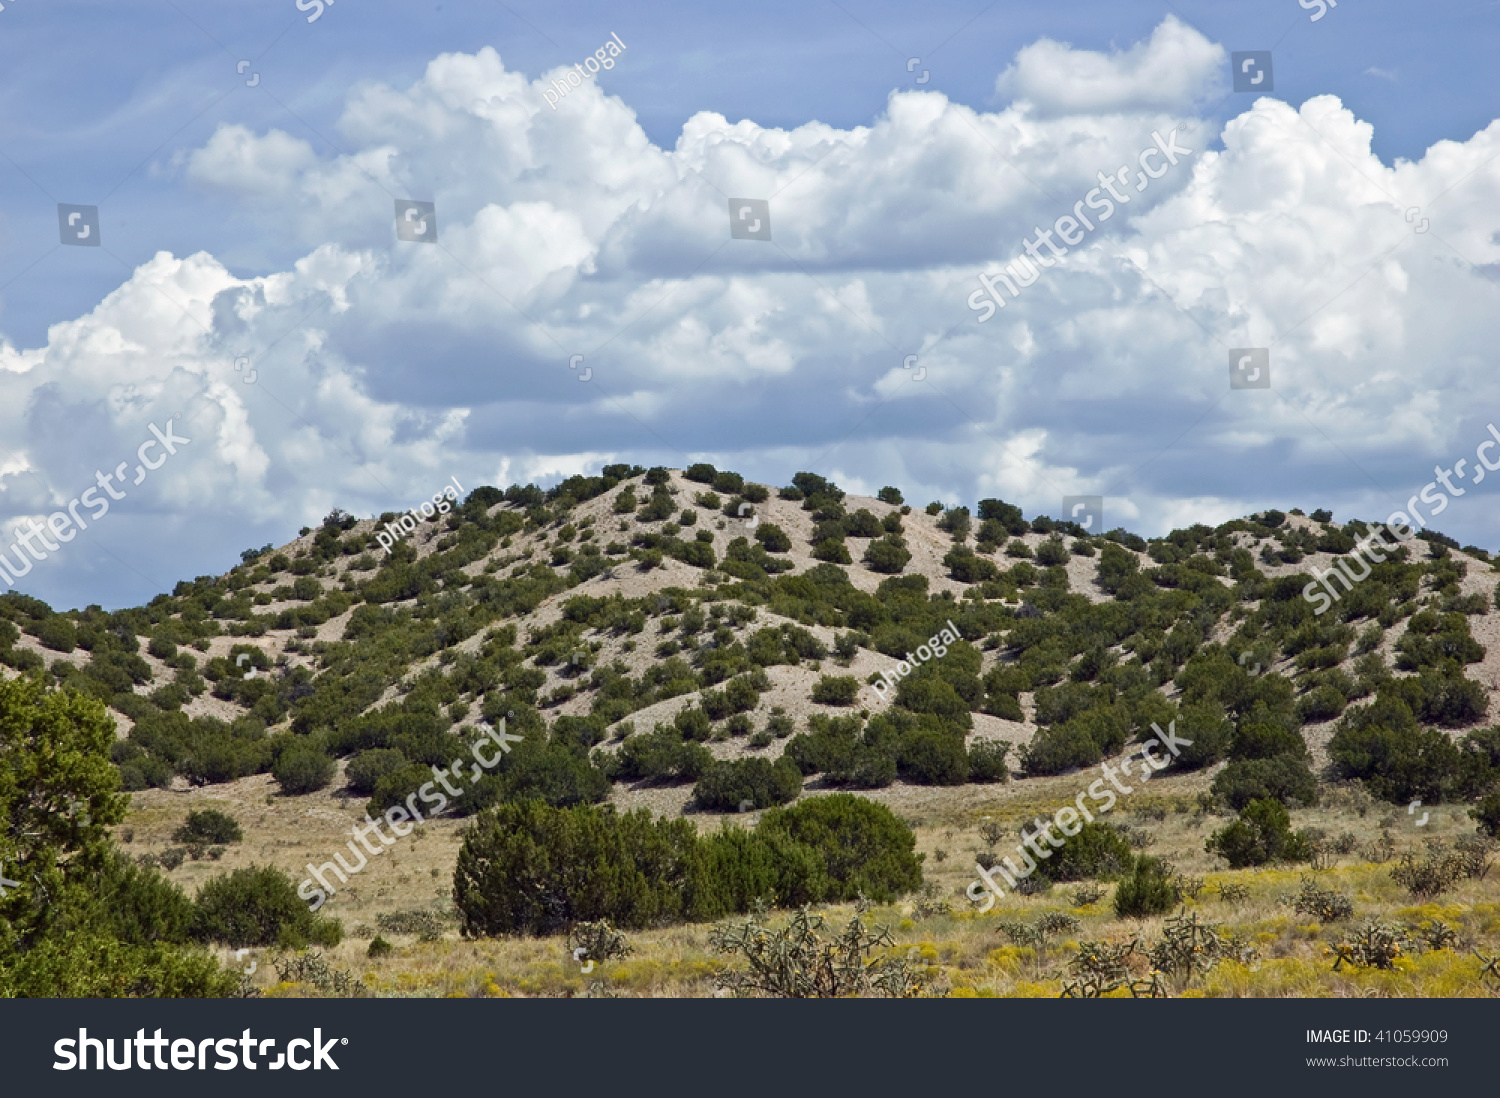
[1328,920,1412,971]
[567,919,632,972]
[1149,907,1226,983]
[1070,883,1107,907]
[1038,912,1082,938]
[999,921,1046,950]
[1292,877,1355,923]
[709,900,935,998]
[1409,921,1459,952]
[1215,881,1250,905]
[1000,912,1080,951]
[1473,948,1500,994]
[1060,938,1142,998]
[272,951,367,997]
[1171,874,1207,901]
[909,882,951,920]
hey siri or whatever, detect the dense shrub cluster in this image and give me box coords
[692,756,803,811]
[0,676,246,996]
[191,865,343,949]
[453,794,922,936]
[1328,698,1495,803]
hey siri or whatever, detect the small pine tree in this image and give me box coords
[1112,856,1178,919]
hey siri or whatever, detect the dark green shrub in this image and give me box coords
[1171,703,1233,770]
[783,714,863,776]
[1206,798,1312,868]
[824,746,898,788]
[724,676,760,713]
[811,675,859,706]
[172,808,242,847]
[812,539,852,565]
[472,737,611,811]
[674,706,713,741]
[1471,790,1500,838]
[368,936,393,958]
[756,524,792,552]
[1035,539,1069,567]
[1328,704,1474,803]
[1021,723,1101,776]
[366,763,434,815]
[758,794,922,903]
[966,740,1009,783]
[94,851,198,946]
[984,692,1024,721]
[1211,756,1318,810]
[191,865,343,948]
[692,757,803,811]
[1298,685,1348,723]
[839,509,878,538]
[977,498,1027,534]
[945,548,1000,584]
[1046,821,1134,881]
[864,535,911,574]
[1230,716,1308,761]
[699,688,734,721]
[1112,856,1178,918]
[688,828,830,918]
[273,746,336,795]
[616,726,713,783]
[897,728,969,785]
[346,748,409,795]
[893,674,972,731]
[36,615,77,652]
[454,801,699,935]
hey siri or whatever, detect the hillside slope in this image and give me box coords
[4,465,1500,995]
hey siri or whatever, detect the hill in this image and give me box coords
[5,465,1500,997]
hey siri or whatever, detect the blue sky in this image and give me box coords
[1,0,1498,608]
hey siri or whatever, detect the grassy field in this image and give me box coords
[130,762,1500,998]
